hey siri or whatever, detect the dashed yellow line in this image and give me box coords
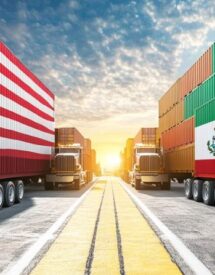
[31,177,181,275]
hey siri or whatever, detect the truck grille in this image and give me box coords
[139,155,160,172]
[55,155,76,173]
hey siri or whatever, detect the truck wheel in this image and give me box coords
[4,181,15,207]
[161,182,170,190]
[135,179,141,190]
[184,178,193,199]
[44,182,54,190]
[0,184,4,209]
[15,180,24,203]
[192,179,203,202]
[74,179,80,190]
[202,181,214,205]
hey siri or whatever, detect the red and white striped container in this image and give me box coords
[0,42,55,180]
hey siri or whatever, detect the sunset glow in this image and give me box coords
[102,154,121,170]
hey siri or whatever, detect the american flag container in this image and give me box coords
[0,42,55,181]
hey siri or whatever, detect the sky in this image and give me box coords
[0,0,214,168]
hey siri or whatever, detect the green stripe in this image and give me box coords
[184,74,215,120]
[195,98,215,127]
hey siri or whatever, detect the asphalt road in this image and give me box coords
[0,182,94,274]
[1,178,215,274]
[126,181,215,275]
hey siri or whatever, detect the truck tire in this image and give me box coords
[74,179,80,190]
[0,184,4,209]
[4,181,15,207]
[202,181,214,205]
[184,178,193,199]
[15,180,24,203]
[44,182,54,190]
[161,182,170,190]
[135,178,141,190]
[192,179,203,202]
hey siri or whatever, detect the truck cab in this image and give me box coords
[130,143,169,190]
[45,144,86,190]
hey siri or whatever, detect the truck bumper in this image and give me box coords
[135,174,169,183]
[46,174,80,183]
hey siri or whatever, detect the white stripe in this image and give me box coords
[0,95,54,131]
[195,120,215,160]
[0,52,54,107]
[1,73,54,117]
[0,116,54,142]
[2,179,97,275]
[0,137,51,155]
[119,180,213,275]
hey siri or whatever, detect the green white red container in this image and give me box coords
[195,99,215,178]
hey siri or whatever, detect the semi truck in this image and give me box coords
[45,144,86,190]
[130,143,169,190]
[49,127,95,190]
[159,42,215,205]
[0,42,55,208]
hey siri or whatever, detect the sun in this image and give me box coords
[102,154,121,170]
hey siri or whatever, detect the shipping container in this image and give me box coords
[83,138,92,181]
[55,127,85,148]
[134,128,158,148]
[0,42,55,181]
[91,149,97,174]
[212,43,215,73]
[195,99,215,178]
[125,138,134,171]
[164,144,194,174]
[159,100,184,133]
[184,74,215,119]
[159,79,180,117]
[180,47,212,99]
[0,42,55,207]
[161,117,194,150]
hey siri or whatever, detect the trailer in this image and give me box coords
[0,42,55,208]
[184,99,215,205]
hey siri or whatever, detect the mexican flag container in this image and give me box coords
[195,98,215,178]
[184,99,215,205]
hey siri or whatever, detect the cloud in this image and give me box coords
[0,0,215,160]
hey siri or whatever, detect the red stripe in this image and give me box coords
[0,107,54,134]
[195,159,215,178]
[0,64,54,111]
[0,149,51,160]
[0,128,54,146]
[0,42,54,100]
[0,85,54,122]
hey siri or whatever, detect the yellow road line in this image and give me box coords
[31,177,181,275]
[31,181,106,275]
[112,177,181,275]
[91,180,120,274]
